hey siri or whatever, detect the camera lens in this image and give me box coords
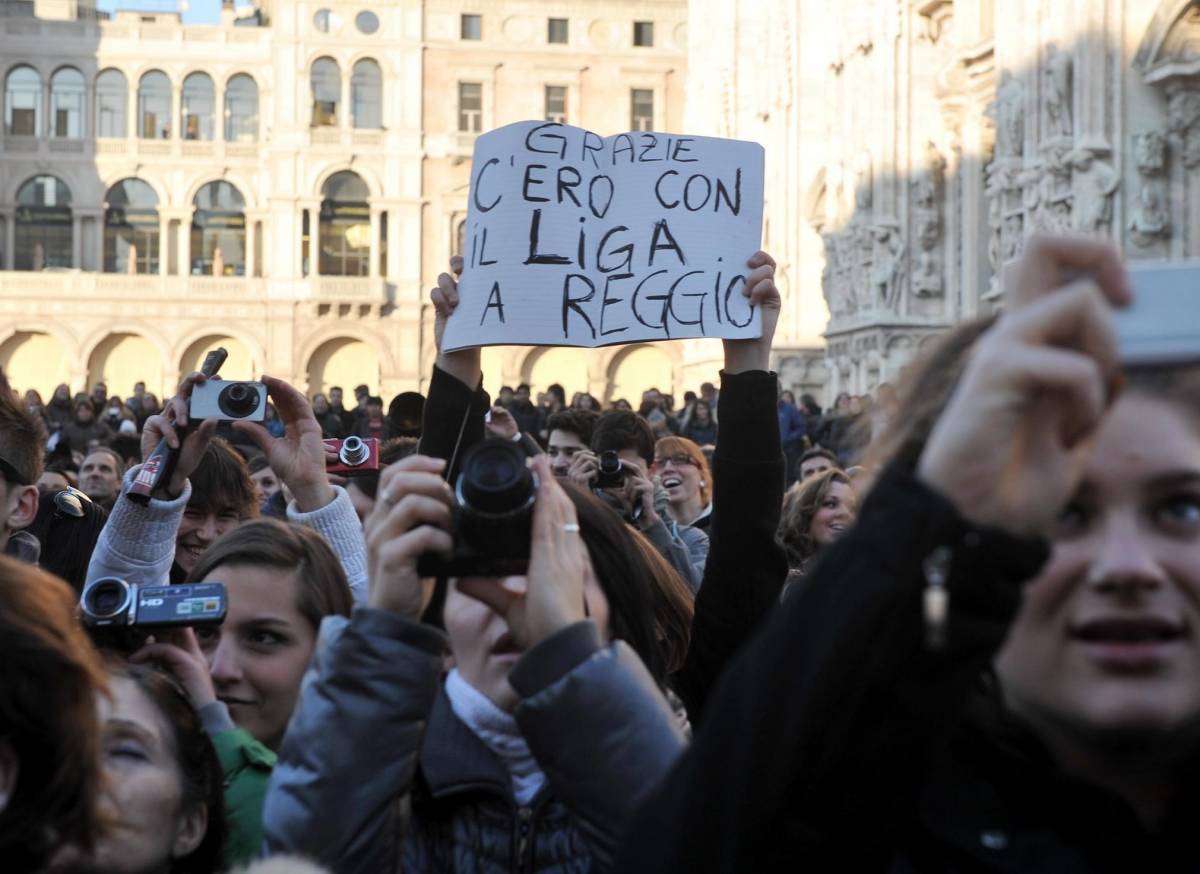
[598,450,623,475]
[217,382,261,418]
[458,439,535,515]
[339,436,368,466]
[82,578,131,621]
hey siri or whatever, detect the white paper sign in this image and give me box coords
[442,121,765,351]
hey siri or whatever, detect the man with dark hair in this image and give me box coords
[62,398,113,454]
[90,381,108,413]
[544,409,597,479]
[0,371,43,561]
[352,396,386,441]
[79,447,125,509]
[329,385,356,436]
[497,385,515,407]
[569,409,706,589]
[508,382,541,436]
[797,446,838,482]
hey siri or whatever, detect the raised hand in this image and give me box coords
[364,455,454,619]
[233,375,335,512]
[485,405,519,441]
[141,371,219,500]
[129,628,216,711]
[432,256,482,388]
[917,234,1131,535]
[724,250,781,374]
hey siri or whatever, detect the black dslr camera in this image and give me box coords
[594,449,631,489]
[416,439,537,578]
[80,578,227,651]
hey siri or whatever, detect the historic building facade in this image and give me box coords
[0,0,689,402]
[688,0,1200,401]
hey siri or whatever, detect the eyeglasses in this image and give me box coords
[651,454,699,470]
[0,454,29,486]
[52,488,93,520]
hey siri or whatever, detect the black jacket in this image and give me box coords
[617,468,1200,873]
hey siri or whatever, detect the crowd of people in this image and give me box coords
[1,234,1197,873]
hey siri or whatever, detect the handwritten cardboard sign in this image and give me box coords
[442,121,765,351]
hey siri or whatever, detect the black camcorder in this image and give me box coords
[80,578,228,651]
[417,439,537,578]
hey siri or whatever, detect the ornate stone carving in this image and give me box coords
[870,223,905,310]
[994,72,1025,158]
[1043,44,1074,140]
[1068,149,1119,235]
[1166,79,1200,168]
[911,142,946,297]
[1129,131,1172,248]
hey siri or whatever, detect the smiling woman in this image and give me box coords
[129,519,353,868]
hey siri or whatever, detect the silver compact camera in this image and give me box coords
[189,379,267,422]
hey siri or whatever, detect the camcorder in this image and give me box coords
[79,577,227,652]
[189,379,267,422]
[594,449,632,489]
[416,438,537,578]
[324,436,380,476]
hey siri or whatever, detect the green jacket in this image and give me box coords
[210,724,276,867]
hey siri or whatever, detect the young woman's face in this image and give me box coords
[93,677,205,874]
[694,402,711,423]
[250,466,281,504]
[809,481,857,548]
[655,452,703,506]
[197,564,317,749]
[996,394,1200,747]
[444,570,611,712]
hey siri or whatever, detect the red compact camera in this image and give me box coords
[324,436,380,476]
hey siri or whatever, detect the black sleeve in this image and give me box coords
[670,369,788,724]
[416,363,491,482]
[618,468,1049,873]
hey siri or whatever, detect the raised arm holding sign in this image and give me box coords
[442,121,766,352]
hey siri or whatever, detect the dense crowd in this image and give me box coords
[1,235,1197,873]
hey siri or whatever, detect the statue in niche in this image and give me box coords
[912,249,943,297]
[1167,80,1200,168]
[870,224,905,311]
[995,72,1025,158]
[1001,214,1024,261]
[1043,44,1074,140]
[1129,130,1171,247]
[1068,149,1120,235]
[854,151,873,211]
[987,195,1002,272]
[911,142,945,297]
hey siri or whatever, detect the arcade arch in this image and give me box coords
[87,333,165,399]
[607,344,675,404]
[307,337,380,397]
[0,332,70,400]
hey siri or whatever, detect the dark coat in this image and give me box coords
[682,418,718,446]
[618,468,1200,872]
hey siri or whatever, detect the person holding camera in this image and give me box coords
[123,518,355,868]
[619,234,1200,872]
[262,451,687,873]
[565,411,707,590]
[417,250,787,725]
[85,371,367,603]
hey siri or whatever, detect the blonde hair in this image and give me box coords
[777,468,852,571]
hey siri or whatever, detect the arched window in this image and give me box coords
[351,59,381,129]
[224,74,258,142]
[181,72,215,141]
[138,70,171,139]
[50,68,86,138]
[15,176,72,271]
[311,57,340,127]
[5,66,41,136]
[319,171,369,276]
[191,181,246,276]
[95,69,128,138]
[104,179,159,275]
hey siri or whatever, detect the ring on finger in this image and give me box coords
[382,489,398,507]
[562,523,581,534]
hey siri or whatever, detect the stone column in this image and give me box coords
[171,80,182,141]
[158,214,170,275]
[1073,0,1111,154]
[244,218,255,278]
[341,70,351,130]
[368,208,381,278]
[214,82,225,142]
[3,211,15,270]
[128,78,139,139]
[72,216,82,269]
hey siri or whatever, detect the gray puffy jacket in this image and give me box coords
[262,609,686,873]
